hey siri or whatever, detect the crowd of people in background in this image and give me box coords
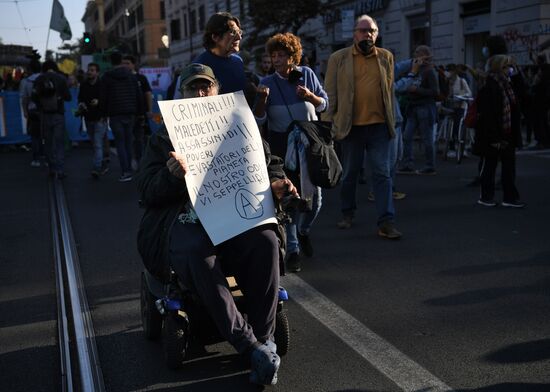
[11,9,550,264]
[16,50,153,181]
[8,10,550,386]
[11,12,550,242]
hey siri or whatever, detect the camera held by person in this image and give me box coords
[75,102,88,117]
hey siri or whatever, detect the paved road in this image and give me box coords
[1,144,549,391]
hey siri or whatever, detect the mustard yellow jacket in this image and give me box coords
[322,46,395,141]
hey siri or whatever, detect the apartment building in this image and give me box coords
[81,0,168,67]
[163,0,549,74]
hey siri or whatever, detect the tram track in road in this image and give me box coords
[49,178,106,392]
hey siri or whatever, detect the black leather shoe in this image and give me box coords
[286,252,302,273]
[297,233,313,257]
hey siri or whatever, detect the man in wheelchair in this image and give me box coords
[135,63,297,385]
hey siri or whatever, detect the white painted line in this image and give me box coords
[282,274,453,392]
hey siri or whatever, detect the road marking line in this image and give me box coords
[282,274,453,392]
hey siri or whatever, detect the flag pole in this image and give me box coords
[44,0,55,59]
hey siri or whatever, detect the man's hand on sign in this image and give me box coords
[167,151,188,180]
[271,178,298,200]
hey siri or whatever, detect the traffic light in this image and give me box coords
[82,32,95,54]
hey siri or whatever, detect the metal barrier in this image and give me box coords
[0,88,166,145]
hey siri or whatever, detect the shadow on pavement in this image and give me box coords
[423,277,550,306]
[0,344,59,391]
[483,338,550,363]
[97,329,269,392]
[332,389,392,392]
[437,252,550,277]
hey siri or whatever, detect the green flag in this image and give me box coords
[50,0,72,41]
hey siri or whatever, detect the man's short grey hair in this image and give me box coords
[354,14,378,29]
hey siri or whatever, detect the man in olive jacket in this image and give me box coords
[322,14,401,239]
[135,63,296,386]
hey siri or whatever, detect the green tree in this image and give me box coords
[57,41,81,62]
[247,0,323,45]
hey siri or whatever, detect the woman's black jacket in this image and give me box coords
[474,76,521,155]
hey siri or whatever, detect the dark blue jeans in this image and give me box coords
[85,119,107,170]
[42,113,66,174]
[402,103,437,170]
[109,114,135,174]
[340,123,395,226]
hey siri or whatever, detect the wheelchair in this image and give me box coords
[140,266,290,369]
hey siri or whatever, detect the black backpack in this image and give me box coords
[33,75,60,113]
[289,120,342,189]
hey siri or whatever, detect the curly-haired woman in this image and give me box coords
[254,32,328,272]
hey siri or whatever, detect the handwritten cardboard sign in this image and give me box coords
[157,92,276,245]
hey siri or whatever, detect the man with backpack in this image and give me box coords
[121,55,153,165]
[20,60,43,167]
[32,60,72,179]
[100,51,142,182]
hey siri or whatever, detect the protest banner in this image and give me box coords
[157,91,277,245]
[0,96,6,138]
[140,67,172,92]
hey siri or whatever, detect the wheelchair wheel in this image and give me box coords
[140,273,162,340]
[274,310,290,357]
[162,312,190,369]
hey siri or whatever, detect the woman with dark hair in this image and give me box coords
[475,55,524,208]
[254,32,328,272]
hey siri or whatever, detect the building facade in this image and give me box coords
[164,0,248,69]
[163,0,549,74]
[82,0,168,67]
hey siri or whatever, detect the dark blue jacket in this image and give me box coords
[100,66,141,116]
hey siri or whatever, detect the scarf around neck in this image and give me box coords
[489,72,516,135]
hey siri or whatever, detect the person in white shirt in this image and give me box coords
[447,64,472,157]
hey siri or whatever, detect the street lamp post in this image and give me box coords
[125,7,140,54]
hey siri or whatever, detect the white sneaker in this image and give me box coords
[477,199,497,207]
[446,150,457,158]
[501,200,526,208]
[118,173,133,182]
[30,160,41,168]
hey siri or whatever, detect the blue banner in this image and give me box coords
[0,87,167,145]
